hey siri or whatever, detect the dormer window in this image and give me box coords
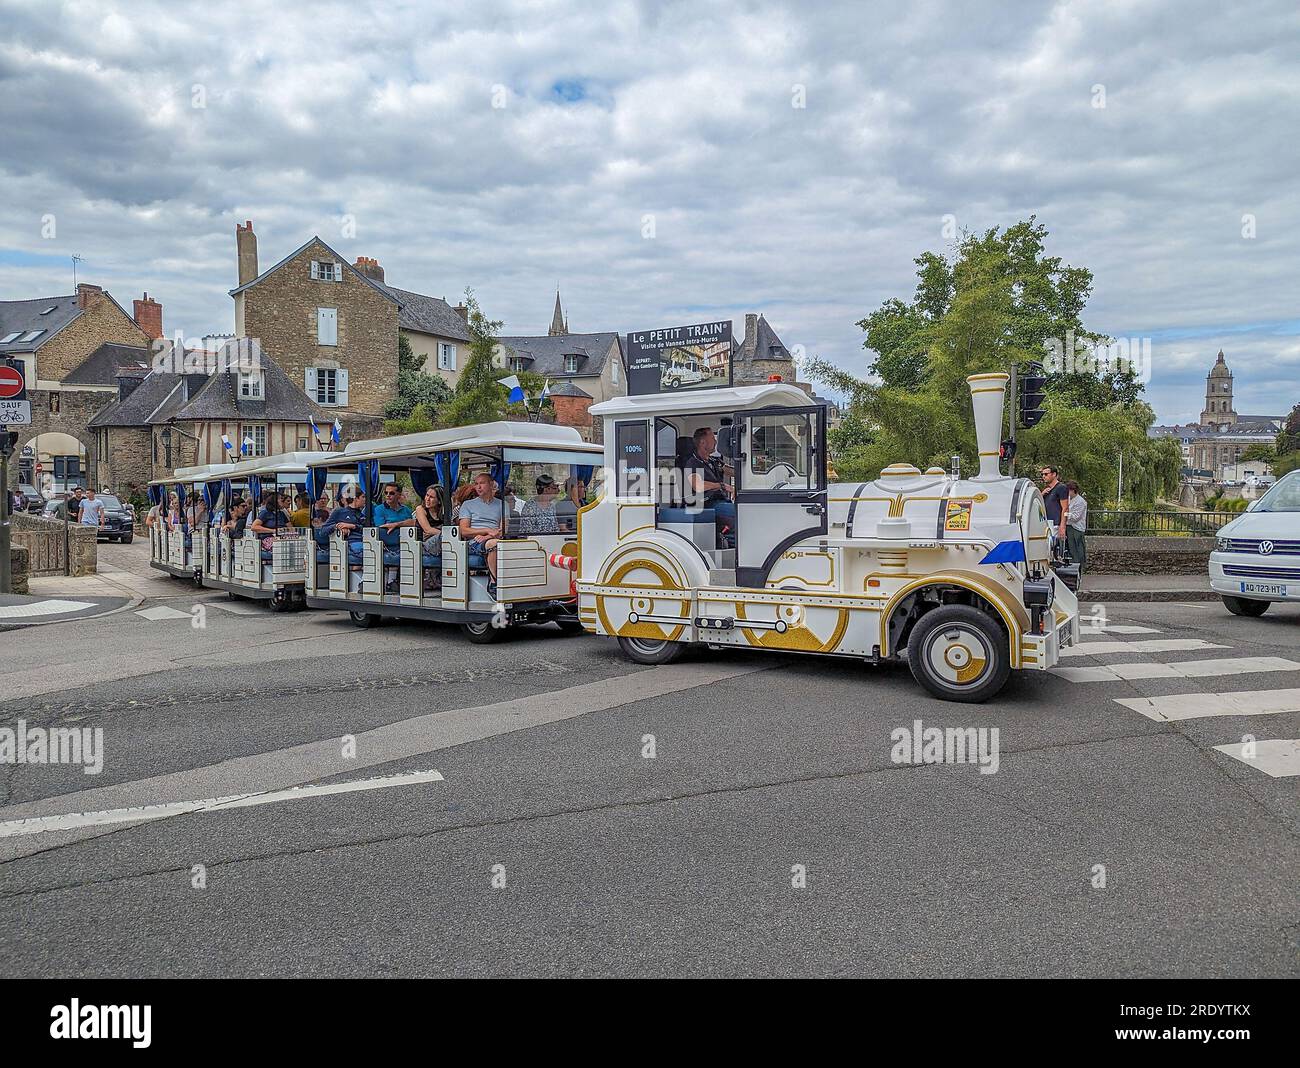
[239,371,264,399]
[563,354,581,374]
[510,356,527,372]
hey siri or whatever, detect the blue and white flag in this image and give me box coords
[331,417,342,445]
[240,435,254,455]
[497,374,526,404]
[540,379,551,401]
[221,433,233,453]
[310,415,321,440]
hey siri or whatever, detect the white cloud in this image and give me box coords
[0,0,1297,422]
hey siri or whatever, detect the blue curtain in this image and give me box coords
[175,483,186,509]
[148,484,162,506]
[574,464,594,485]
[357,459,379,523]
[306,465,327,503]
[220,479,232,517]
[411,468,438,498]
[248,475,262,507]
[490,460,511,492]
[202,481,219,511]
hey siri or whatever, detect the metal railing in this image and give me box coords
[1089,510,1237,537]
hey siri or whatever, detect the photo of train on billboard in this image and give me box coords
[626,321,732,395]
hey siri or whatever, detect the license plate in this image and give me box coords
[1056,618,1072,649]
[1241,581,1286,597]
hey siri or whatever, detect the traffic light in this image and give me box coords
[999,438,1017,463]
[1019,361,1047,428]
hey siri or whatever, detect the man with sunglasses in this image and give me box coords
[373,483,416,548]
[1038,465,1070,548]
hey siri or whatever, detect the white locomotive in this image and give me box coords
[576,371,1079,701]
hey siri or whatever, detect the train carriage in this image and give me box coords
[147,464,228,583]
[576,372,1080,702]
[305,422,603,640]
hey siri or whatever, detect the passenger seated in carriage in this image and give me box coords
[317,489,367,566]
[413,485,444,590]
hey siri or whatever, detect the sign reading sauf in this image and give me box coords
[576,373,1079,702]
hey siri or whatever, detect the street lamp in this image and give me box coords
[161,426,172,470]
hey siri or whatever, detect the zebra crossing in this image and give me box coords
[1052,616,1300,778]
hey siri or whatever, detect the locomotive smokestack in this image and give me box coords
[966,372,1010,481]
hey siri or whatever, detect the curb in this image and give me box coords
[1080,589,1219,602]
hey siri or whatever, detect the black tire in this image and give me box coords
[349,609,380,628]
[462,619,504,643]
[119,533,133,544]
[617,634,684,665]
[192,571,203,589]
[906,604,1011,703]
[269,589,292,613]
[1222,595,1270,617]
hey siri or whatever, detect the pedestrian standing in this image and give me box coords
[1065,481,1088,571]
[79,488,107,530]
[1038,466,1069,548]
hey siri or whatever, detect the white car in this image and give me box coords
[1210,469,1300,616]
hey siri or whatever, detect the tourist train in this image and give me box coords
[149,374,1079,699]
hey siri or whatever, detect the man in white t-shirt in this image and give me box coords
[458,473,503,587]
[79,488,107,529]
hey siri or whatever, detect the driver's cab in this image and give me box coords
[591,382,827,589]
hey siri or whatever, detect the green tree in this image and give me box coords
[385,333,452,421]
[438,291,510,428]
[809,218,1180,504]
[383,402,438,437]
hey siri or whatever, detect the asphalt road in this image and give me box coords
[1,544,1297,977]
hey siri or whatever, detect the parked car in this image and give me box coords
[1210,469,1300,616]
[41,493,136,543]
[16,483,44,513]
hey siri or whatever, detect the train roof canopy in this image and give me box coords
[589,382,812,419]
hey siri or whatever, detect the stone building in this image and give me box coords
[355,256,471,389]
[1149,351,1287,482]
[496,293,627,409]
[0,284,155,492]
[88,346,330,491]
[733,312,796,386]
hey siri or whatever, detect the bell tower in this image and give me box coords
[1199,350,1235,427]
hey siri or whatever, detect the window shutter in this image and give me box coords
[310,260,319,280]
[305,367,317,400]
[317,307,337,346]
[449,344,457,370]
[337,368,349,406]
[334,261,343,282]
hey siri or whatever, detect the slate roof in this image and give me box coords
[379,284,470,342]
[88,372,187,428]
[0,294,84,353]
[63,342,155,386]
[496,332,622,379]
[736,315,793,366]
[547,379,592,399]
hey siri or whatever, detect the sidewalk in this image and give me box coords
[0,592,133,629]
[1079,573,1216,602]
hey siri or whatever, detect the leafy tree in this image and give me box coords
[383,402,438,437]
[1240,443,1276,464]
[809,218,1180,504]
[385,333,452,420]
[438,291,510,428]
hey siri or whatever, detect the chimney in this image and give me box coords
[743,313,758,348]
[454,302,468,322]
[353,256,385,283]
[133,292,163,340]
[966,372,1010,482]
[77,283,104,309]
[236,220,258,287]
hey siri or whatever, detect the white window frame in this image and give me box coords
[239,371,264,398]
[307,366,348,407]
[564,354,580,374]
[310,260,342,282]
[246,424,268,457]
[437,342,457,371]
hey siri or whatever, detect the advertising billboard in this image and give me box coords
[625,321,732,396]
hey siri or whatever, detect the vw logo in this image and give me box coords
[1259,541,1274,555]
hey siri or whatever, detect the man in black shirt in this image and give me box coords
[683,426,735,532]
[1038,465,1069,547]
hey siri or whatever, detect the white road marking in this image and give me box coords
[0,660,764,859]
[1212,739,1300,778]
[1054,657,1300,683]
[1098,624,1160,634]
[0,769,445,838]
[1115,688,1300,722]
[1062,638,1228,657]
[0,599,97,619]
[135,605,192,621]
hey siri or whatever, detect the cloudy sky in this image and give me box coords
[1,0,1297,423]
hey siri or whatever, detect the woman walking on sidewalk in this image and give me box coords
[1065,481,1088,573]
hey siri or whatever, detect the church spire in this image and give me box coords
[549,291,566,336]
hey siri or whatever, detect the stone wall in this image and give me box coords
[10,512,97,577]
[240,238,400,417]
[31,289,148,382]
[7,543,28,594]
[1086,535,1213,575]
[5,387,113,490]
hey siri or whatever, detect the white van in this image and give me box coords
[1210,469,1300,615]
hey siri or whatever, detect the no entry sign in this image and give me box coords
[0,364,31,425]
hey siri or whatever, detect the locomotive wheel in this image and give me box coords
[617,635,684,665]
[906,605,1010,703]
